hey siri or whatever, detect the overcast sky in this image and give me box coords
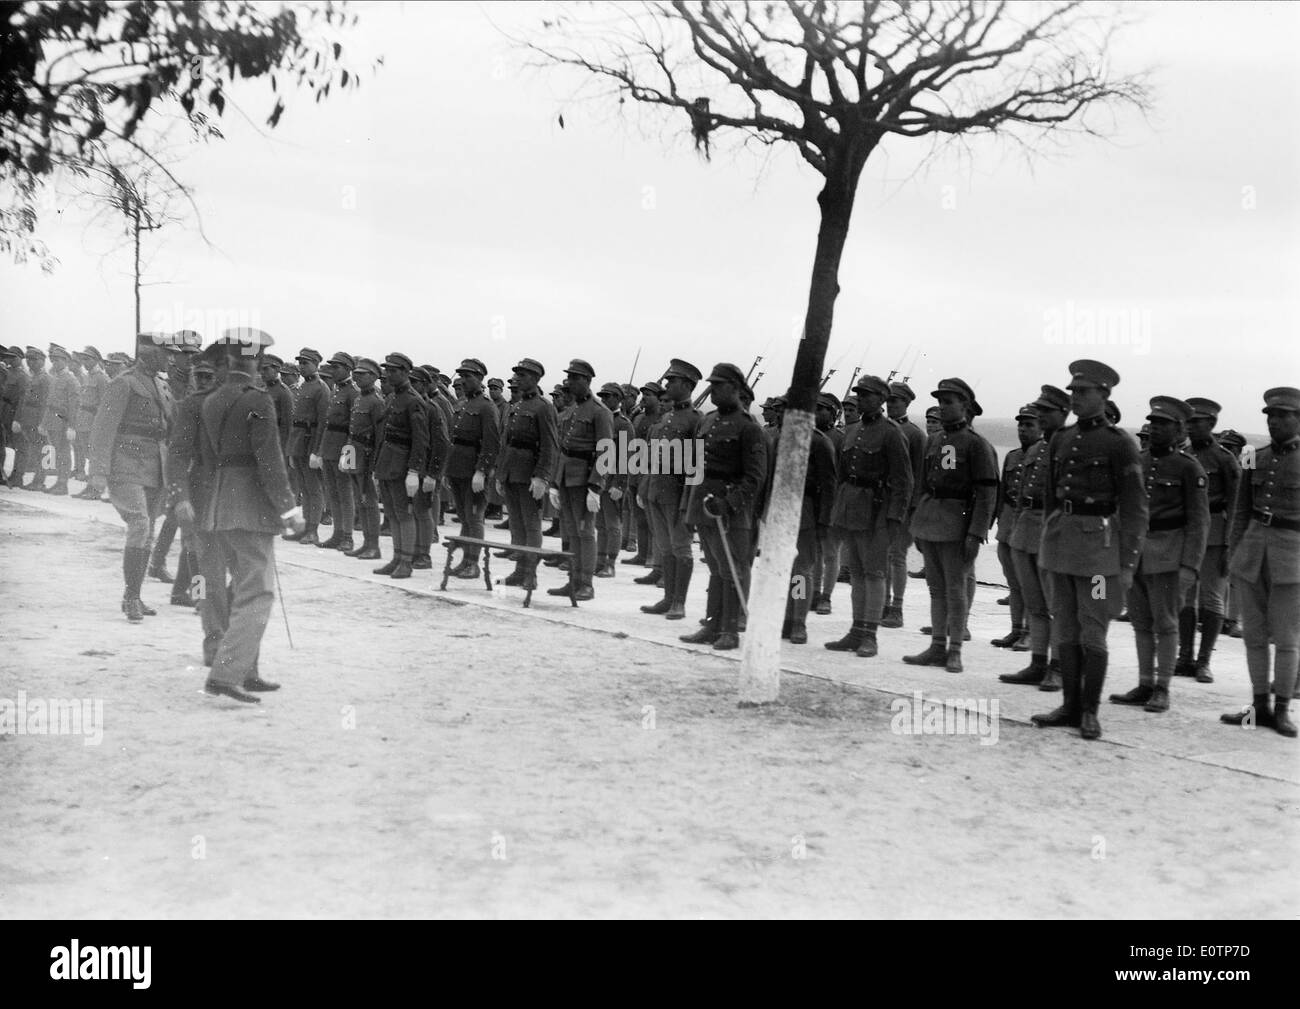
[3,0,1297,432]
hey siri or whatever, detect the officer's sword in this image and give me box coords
[272,556,294,649]
[712,510,749,619]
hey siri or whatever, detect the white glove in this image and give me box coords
[10,421,19,434]
[636,492,645,509]
[405,470,419,497]
[66,426,75,442]
[586,489,600,513]
[495,480,505,496]
[472,470,485,494]
[422,475,436,493]
[548,487,560,510]
[281,505,306,535]
[609,487,623,502]
[309,453,322,470]
[530,476,548,501]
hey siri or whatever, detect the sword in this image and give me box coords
[272,555,294,649]
[712,510,749,619]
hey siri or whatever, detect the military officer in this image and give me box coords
[0,346,23,484]
[88,332,176,621]
[1174,397,1242,683]
[146,331,201,582]
[279,359,300,391]
[312,351,358,552]
[990,404,1040,649]
[1216,428,1248,639]
[15,345,50,489]
[495,358,559,587]
[419,365,456,561]
[904,378,999,673]
[285,347,329,544]
[1220,387,1300,738]
[1032,360,1148,740]
[678,363,766,650]
[1109,397,1210,713]
[71,346,109,495]
[485,376,508,521]
[823,375,912,655]
[442,358,500,579]
[103,352,130,379]
[1001,384,1071,689]
[186,330,305,703]
[811,391,844,615]
[258,354,295,454]
[162,348,219,613]
[339,358,386,560]
[639,360,703,616]
[594,381,633,577]
[372,353,429,579]
[546,359,612,600]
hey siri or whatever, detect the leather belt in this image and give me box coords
[846,476,885,490]
[1208,501,1228,514]
[292,420,313,429]
[120,424,163,439]
[1148,515,1186,532]
[217,454,257,468]
[453,437,480,448]
[508,439,539,450]
[1020,495,1045,509]
[563,448,596,461]
[927,488,969,501]
[1252,509,1300,532]
[384,433,412,447]
[1059,499,1115,516]
[326,422,350,433]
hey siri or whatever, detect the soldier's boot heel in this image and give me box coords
[1274,700,1298,739]
[373,559,399,576]
[122,595,144,624]
[903,641,947,666]
[1220,694,1273,728]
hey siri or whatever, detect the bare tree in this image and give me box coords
[525,0,1151,704]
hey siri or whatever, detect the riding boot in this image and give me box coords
[668,556,693,620]
[641,556,676,615]
[680,576,721,644]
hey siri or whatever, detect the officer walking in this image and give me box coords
[1032,360,1148,740]
[904,378,999,673]
[495,358,559,587]
[678,363,766,650]
[1175,397,1241,683]
[823,375,911,656]
[547,359,612,600]
[1220,386,1300,738]
[1109,397,1210,714]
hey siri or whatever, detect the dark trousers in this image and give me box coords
[1011,548,1052,656]
[1235,557,1300,698]
[1049,571,1122,654]
[357,470,381,543]
[505,482,542,576]
[997,539,1025,629]
[74,429,90,478]
[322,460,356,541]
[291,458,324,528]
[449,476,486,562]
[1128,567,1181,687]
[918,538,974,645]
[18,428,46,480]
[47,426,71,484]
[379,478,415,562]
[839,522,890,627]
[647,494,691,567]
[559,485,597,589]
[887,513,915,604]
[596,488,623,559]
[151,510,179,568]
[206,530,276,687]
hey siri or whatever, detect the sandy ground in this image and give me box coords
[1,484,1297,919]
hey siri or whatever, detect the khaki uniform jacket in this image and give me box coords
[166,388,217,515]
[995,446,1027,545]
[1,366,28,433]
[909,421,999,544]
[896,416,927,509]
[498,392,560,485]
[265,380,294,455]
[645,400,701,506]
[17,369,48,431]
[1139,446,1210,574]
[1009,437,1050,553]
[831,413,913,532]
[683,407,767,529]
[89,367,170,488]
[418,389,451,481]
[197,375,296,534]
[75,367,109,431]
[1229,435,1300,585]
[41,368,80,433]
[345,388,386,475]
[1038,415,1148,577]
[286,375,329,459]
[1191,436,1242,548]
[554,394,613,490]
[374,386,429,480]
[445,392,501,480]
[319,380,359,462]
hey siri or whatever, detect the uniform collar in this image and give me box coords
[523,390,538,400]
[1078,414,1108,430]
[1272,435,1300,454]
[941,419,968,433]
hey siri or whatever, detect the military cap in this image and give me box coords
[1185,397,1222,420]
[296,347,322,365]
[280,361,300,375]
[551,383,568,397]
[887,381,916,403]
[134,331,174,349]
[261,353,284,369]
[597,381,625,399]
[1015,403,1040,422]
[172,329,203,352]
[1218,429,1246,451]
[1262,387,1300,414]
[436,373,452,387]
[1146,396,1193,424]
[506,375,520,387]
[420,364,439,377]
[328,351,356,371]
[25,345,46,358]
[0,346,18,359]
[47,343,71,361]
[410,367,432,384]
[353,357,381,377]
[761,396,779,410]
[856,375,892,398]
[106,352,133,366]
[705,362,746,387]
[640,380,665,397]
[1033,384,1071,413]
[1139,423,1151,437]
[931,377,976,404]
[80,345,104,364]
[450,357,484,377]
[563,358,595,379]
[771,394,789,409]
[512,357,545,377]
[382,352,414,371]
[816,391,842,413]
[924,405,941,420]
[191,355,217,375]
[1103,400,1121,424]
[663,358,702,384]
[1066,359,1120,391]
[487,377,504,390]
[216,327,275,350]
[621,383,639,398]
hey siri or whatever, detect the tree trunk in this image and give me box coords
[739,160,864,705]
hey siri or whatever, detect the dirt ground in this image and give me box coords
[1,488,1297,919]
